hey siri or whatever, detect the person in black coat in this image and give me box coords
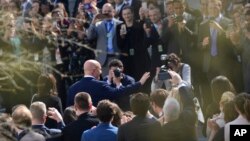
[62,92,99,141]
[31,74,63,129]
[117,93,163,141]
[30,102,64,141]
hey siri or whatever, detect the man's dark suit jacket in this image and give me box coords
[197,16,236,77]
[117,116,163,141]
[67,77,141,106]
[32,124,62,141]
[62,112,99,141]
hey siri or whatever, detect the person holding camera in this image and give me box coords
[103,59,135,111]
[151,53,191,91]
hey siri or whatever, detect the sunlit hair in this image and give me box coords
[30,101,47,121]
[219,91,235,111]
[163,97,180,122]
[12,105,32,129]
[150,89,169,108]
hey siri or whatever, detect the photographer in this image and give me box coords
[103,59,135,110]
[151,53,191,91]
[103,59,135,88]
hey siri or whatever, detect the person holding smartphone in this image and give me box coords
[86,3,123,76]
[116,6,150,82]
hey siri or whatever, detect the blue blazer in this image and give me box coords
[81,123,118,141]
[67,77,141,106]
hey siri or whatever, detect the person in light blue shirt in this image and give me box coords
[81,100,118,141]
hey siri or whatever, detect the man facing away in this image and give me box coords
[67,59,150,106]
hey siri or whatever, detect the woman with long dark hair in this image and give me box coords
[31,73,63,128]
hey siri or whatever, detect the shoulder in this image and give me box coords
[123,75,135,82]
[21,131,45,141]
[83,128,95,139]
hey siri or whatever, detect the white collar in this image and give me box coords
[84,75,95,78]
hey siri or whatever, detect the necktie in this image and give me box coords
[210,28,218,56]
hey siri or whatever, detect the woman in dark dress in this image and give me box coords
[31,73,63,128]
[116,6,150,81]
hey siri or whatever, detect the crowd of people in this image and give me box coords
[0,0,250,141]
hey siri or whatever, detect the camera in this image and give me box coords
[158,54,172,80]
[176,16,184,22]
[145,19,152,28]
[113,68,122,78]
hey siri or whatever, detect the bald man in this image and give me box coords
[67,59,150,106]
[87,3,122,76]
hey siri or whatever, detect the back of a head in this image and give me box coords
[219,91,235,109]
[223,101,238,123]
[12,105,32,129]
[63,106,77,125]
[37,74,53,96]
[150,89,169,108]
[167,53,181,66]
[130,93,150,117]
[83,60,100,74]
[211,76,236,104]
[234,93,250,121]
[111,103,123,127]
[74,92,92,111]
[163,97,180,122]
[97,100,116,123]
[30,102,47,122]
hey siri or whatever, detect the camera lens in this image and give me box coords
[113,68,121,78]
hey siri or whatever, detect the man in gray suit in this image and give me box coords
[87,3,122,76]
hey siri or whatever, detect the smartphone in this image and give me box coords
[145,19,152,28]
[83,3,92,10]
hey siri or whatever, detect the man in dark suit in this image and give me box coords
[197,0,237,113]
[62,92,99,141]
[117,93,163,141]
[67,59,150,106]
[30,102,64,141]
